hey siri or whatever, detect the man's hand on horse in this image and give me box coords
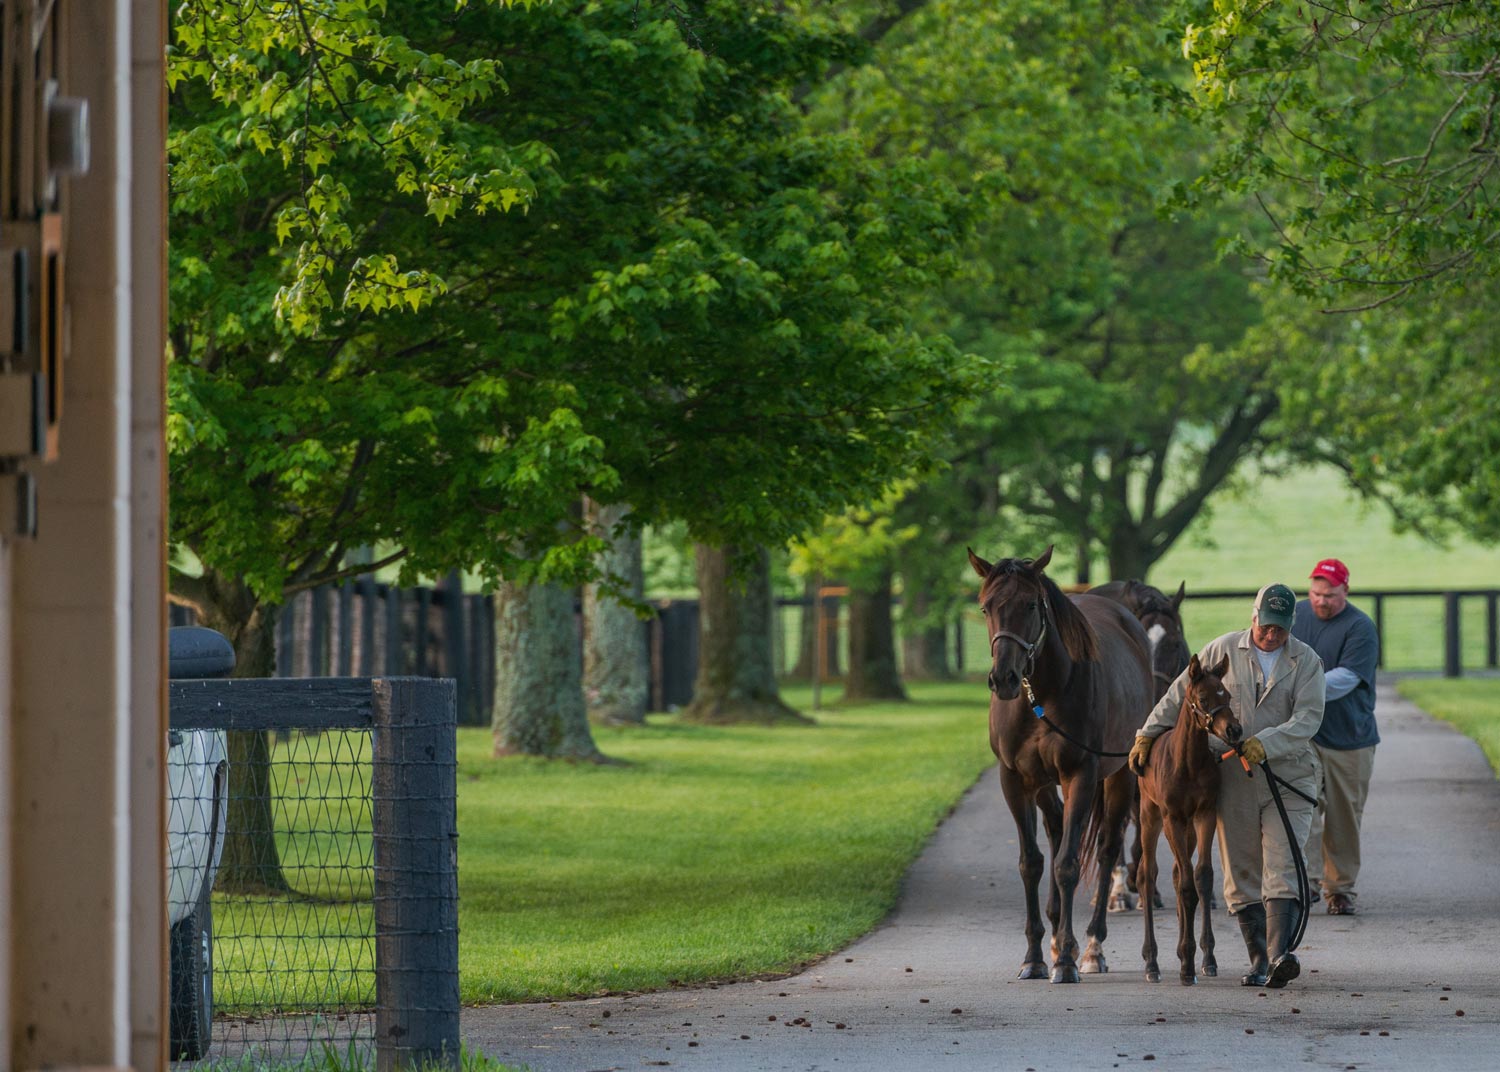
[1239,736,1266,766]
[1128,735,1154,776]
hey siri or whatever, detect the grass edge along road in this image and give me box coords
[456,681,993,1005]
[1396,676,1500,776]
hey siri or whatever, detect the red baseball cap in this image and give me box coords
[1309,558,1349,588]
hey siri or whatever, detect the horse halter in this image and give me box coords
[1187,695,1232,731]
[985,595,1050,692]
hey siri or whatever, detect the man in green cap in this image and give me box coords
[1129,582,1325,988]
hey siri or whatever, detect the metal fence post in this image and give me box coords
[372,677,459,1072]
[1444,593,1462,678]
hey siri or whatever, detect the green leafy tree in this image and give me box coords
[1164,2,1500,543]
[168,0,975,757]
[795,0,1279,594]
[1169,0,1500,309]
[790,483,920,701]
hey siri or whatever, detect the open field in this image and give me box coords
[935,465,1500,672]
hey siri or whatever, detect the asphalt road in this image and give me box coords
[461,683,1500,1071]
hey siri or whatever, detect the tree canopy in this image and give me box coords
[795,0,1279,584]
[167,0,976,632]
[1168,0,1500,309]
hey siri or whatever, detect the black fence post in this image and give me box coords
[441,571,468,722]
[1487,593,1498,670]
[372,677,459,1072]
[1444,592,1462,678]
[359,576,377,676]
[1372,594,1385,670]
[338,583,355,676]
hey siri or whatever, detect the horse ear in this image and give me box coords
[1033,545,1054,572]
[1188,653,1203,680]
[1212,654,1230,679]
[1172,581,1186,611]
[967,547,992,579]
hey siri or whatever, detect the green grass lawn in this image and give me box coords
[1396,676,1500,776]
[454,680,993,1003]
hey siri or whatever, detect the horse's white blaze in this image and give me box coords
[1147,622,1166,657]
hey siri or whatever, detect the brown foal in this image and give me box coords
[1137,653,1243,984]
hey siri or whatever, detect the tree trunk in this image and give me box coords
[900,586,953,681]
[682,545,811,725]
[183,570,293,895]
[491,579,609,761]
[788,577,842,681]
[843,569,908,701]
[583,500,648,726]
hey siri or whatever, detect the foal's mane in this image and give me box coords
[988,557,1099,663]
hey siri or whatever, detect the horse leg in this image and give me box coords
[1128,779,1164,908]
[1082,768,1132,973]
[1108,778,1138,911]
[1165,816,1199,985]
[1194,810,1218,978]
[1037,787,1065,962]
[1138,797,1163,983]
[1000,767,1049,979]
[1048,771,1096,984]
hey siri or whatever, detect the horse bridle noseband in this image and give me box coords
[1187,695,1232,731]
[989,603,1049,669]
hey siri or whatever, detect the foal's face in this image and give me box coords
[1186,654,1241,744]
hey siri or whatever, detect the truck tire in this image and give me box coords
[169,879,214,1060]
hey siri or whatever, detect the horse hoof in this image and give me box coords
[1145,970,1161,984]
[1180,974,1197,986]
[1080,955,1107,974]
[1202,962,1217,978]
[1017,962,1049,980]
[1051,964,1081,984]
[1107,894,1137,913]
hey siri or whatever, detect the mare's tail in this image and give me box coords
[1079,780,1127,886]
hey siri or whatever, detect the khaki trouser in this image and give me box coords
[1304,743,1377,900]
[1217,748,1320,913]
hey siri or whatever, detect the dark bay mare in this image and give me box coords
[1090,579,1191,911]
[1137,653,1242,984]
[967,546,1154,982]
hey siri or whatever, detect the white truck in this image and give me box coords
[167,626,232,1061]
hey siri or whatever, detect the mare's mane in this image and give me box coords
[986,557,1099,664]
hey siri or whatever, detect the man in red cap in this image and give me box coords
[1292,558,1380,915]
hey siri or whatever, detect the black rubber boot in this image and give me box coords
[1236,903,1269,987]
[1266,898,1302,988]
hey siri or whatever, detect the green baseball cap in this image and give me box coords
[1254,583,1297,629]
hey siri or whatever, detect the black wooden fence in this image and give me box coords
[173,584,1499,732]
[954,588,1500,678]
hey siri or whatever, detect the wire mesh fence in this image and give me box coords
[168,676,458,1070]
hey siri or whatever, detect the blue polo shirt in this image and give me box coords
[1292,600,1380,750]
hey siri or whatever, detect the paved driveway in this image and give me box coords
[461,684,1500,1071]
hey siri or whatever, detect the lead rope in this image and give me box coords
[1222,745,1316,952]
[1021,675,1133,758]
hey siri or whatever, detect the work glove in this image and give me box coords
[1239,735,1266,766]
[1128,735,1154,776]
